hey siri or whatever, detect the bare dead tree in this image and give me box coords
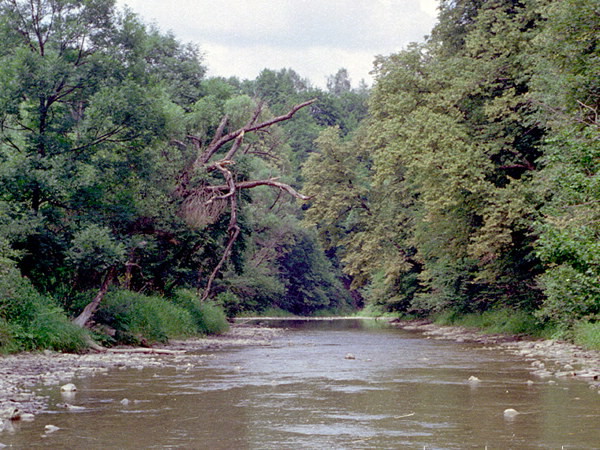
[176,99,316,301]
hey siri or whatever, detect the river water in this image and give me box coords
[2,319,599,449]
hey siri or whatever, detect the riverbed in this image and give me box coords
[1,319,599,448]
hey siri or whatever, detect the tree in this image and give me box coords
[531,0,600,325]
[0,0,206,325]
[174,97,316,300]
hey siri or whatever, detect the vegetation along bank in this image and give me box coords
[0,0,599,357]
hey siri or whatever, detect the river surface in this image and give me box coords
[2,319,599,449]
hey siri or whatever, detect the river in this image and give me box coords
[1,319,599,449]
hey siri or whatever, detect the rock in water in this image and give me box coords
[0,408,21,421]
[468,376,481,383]
[44,424,60,433]
[60,383,77,392]
[503,408,520,418]
[344,353,356,360]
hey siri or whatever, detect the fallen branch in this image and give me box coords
[105,348,186,355]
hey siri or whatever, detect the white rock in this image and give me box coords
[60,383,77,392]
[120,398,130,405]
[468,376,481,383]
[0,407,21,420]
[20,413,35,421]
[344,353,356,360]
[504,408,520,418]
[44,424,60,433]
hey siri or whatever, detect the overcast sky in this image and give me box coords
[114,0,439,88]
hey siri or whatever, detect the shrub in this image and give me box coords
[435,308,545,336]
[0,265,89,353]
[171,289,229,335]
[197,301,229,335]
[574,321,600,350]
[97,290,196,344]
[215,291,241,318]
[0,318,19,353]
[26,304,89,352]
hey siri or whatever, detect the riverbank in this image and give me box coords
[0,324,284,426]
[394,320,600,389]
[2,318,600,429]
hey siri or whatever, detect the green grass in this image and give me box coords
[97,290,198,345]
[237,307,297,318]
[574,322,600,350]
[434,309,546,337]
[171,289,229,335]
[0,265,89,353]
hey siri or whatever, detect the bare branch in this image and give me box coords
[195,99,316,166]
[205,178,313,201]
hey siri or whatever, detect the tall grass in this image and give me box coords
[574,322,600,350]
[434,308,546,337]
[0,266,89,353]
[96,290,197,344]
[171,289,229,335]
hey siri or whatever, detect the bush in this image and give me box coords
[25,304,89,352]
[0,318,19,354]
[435,308,545,336]
[574,321,600,350]
[96,290,197,344]
[215,291,241,318]
[171,289,229,335]
[0,265,89,353]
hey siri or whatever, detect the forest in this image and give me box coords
[0,0,598,352]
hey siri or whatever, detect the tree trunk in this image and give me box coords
[73,267,116,328]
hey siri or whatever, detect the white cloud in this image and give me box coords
[202,43,377,87]
[115,0,439,87]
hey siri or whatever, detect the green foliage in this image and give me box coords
[171,289,229,335]
[96,290,197,344]
[23,304,88,352]
[196,301,230,335]
[0,318,19,353]
[435,309,545,337]
[277,228,351,315]
[215,291,242,319]
[0,264,88,352]
[66,225,126,273]
[574,321,600,351]
[530,0,600,325]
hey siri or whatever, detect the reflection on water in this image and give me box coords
[2,319,599,449]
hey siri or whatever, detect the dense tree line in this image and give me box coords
[1,0,597,352]
[303,0,599,339]
[0,0,368,351]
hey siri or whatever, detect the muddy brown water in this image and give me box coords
[1,319,599,449]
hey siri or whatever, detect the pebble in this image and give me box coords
[120,398,130,406]
[345,353,356,360]
[503,408,520,418]
[468,376,481,383]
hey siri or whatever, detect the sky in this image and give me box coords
[114,0,440,88]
